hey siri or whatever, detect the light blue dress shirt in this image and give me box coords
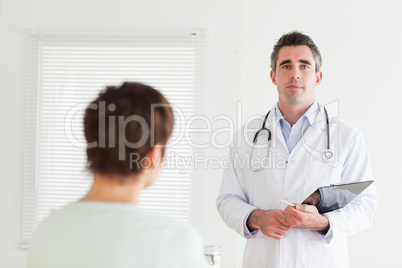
[275,101,320,153]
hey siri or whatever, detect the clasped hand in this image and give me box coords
[283,204,329,233]
[248,204,329,240]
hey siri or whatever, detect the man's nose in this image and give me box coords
[290,71,300,80]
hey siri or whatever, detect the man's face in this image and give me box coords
[270,45,322,107]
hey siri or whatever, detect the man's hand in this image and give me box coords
[283,204,329,233]
[246,209,290,240]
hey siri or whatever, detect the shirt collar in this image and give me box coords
[275,101,320,127]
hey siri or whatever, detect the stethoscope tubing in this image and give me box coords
[251,106,334,171]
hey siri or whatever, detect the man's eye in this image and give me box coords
[282,65,290,69]
[301,65,309,69]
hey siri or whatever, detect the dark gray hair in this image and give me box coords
[270,31,322,72]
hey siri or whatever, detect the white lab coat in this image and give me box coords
[216,105,378,268]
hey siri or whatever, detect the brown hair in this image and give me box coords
[84,82,174,177]
[270,31,322,72]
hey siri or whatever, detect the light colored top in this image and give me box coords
[27,201,206,268]
[216,104,378,267]
[275,101,320,153]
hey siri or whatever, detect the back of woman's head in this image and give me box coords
[84,82,174,178]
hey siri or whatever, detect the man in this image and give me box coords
[216,31,378,267]
[28,82,206,268]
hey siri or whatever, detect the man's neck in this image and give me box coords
[278,100,314,127]
[81,173,146,204]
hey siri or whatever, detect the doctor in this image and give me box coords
[216,31,378,268]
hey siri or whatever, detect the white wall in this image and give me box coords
[1,0,401,267]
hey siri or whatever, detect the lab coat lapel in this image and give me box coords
[300,107,327,143]
[295,107,328,162]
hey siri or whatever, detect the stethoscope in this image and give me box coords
[251,107,334,172]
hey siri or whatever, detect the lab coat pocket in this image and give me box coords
[303,154,343,199]
[306,239,347,268]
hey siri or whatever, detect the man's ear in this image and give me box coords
[315,71,323,85]
[270,70,277,85]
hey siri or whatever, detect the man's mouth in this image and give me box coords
[287,84,303,90]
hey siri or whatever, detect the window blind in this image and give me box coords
[21,30,206,248]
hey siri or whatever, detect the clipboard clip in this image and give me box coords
[330,180,360,186]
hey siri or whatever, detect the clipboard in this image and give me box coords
[302,180,374,214]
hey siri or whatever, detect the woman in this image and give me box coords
[27,82,206,268]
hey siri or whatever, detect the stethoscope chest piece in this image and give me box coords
[322,150,334,163]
